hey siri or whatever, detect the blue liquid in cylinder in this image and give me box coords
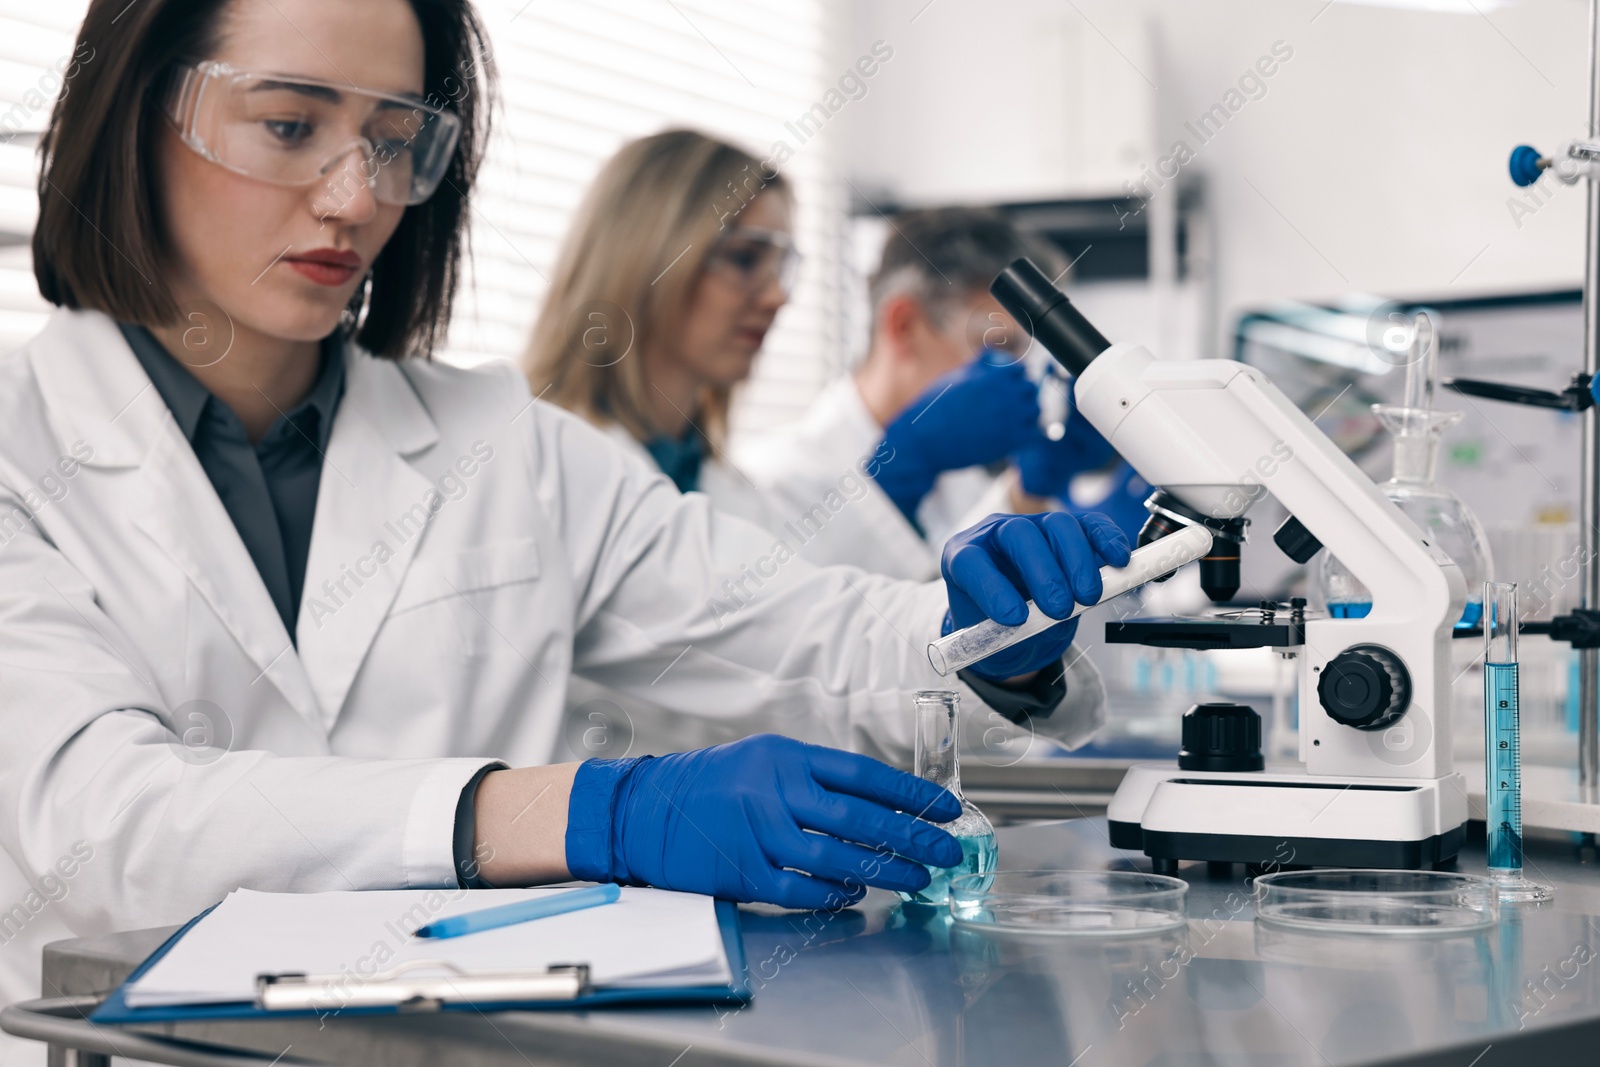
[1484,661,1524,872]
[904,831,997,907]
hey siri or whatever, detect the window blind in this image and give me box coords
[448,0,850,441]
[0,3,89,354]
[0,1,849,437]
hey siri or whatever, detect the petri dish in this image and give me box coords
[1252,869,1498,935]
[949,870,1188,936]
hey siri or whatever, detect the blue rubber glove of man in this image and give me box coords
[565,734,962,910]
[1064,462,1150,543]
[872,353,1042,524]
[942,511,1132,680]
[1014,386,1119,502]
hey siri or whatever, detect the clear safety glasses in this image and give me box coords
[705,227,800,297]
[161,61,463,207]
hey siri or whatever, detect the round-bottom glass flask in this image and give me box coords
[899,690,997,907]
[1314,405,1492,626]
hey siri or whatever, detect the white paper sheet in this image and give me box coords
[124,886,729,1007]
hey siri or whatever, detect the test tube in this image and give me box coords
[1039,364,1069,442]
[1482,581,1553,903]
[927,524,1214,676]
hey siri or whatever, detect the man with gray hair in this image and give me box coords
[737,207,1128,580]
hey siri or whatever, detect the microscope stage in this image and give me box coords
[1105,615,1306,650]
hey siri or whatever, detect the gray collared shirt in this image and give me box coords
[120,324,346,643]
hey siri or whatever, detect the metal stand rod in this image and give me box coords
[1582,0,1600,809]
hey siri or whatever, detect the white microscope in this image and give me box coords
[991,259,1469,873]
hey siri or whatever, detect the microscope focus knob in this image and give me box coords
[1318,644,1411,730]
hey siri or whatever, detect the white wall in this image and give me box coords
[843,0,1591,354]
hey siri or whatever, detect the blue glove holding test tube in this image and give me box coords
[940,510,1131,680]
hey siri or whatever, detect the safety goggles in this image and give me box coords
[161,61,463,207]
[705,227,799,297]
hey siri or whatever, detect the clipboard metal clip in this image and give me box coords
[256,959,592,1013]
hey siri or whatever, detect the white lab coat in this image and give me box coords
[578,424,1099,757]
[0,310,1102,1046]
[733,376,1011,581]
[599,422,775,532]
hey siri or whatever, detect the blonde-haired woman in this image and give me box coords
[524,128,796,526]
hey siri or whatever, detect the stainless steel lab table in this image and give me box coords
[6,817,1600,1067]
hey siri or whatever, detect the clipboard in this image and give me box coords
[90,899,749,1025]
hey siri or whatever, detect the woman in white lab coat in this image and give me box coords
[0,0,1131,1051]
[522,129,800,531]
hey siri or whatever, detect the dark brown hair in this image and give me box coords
[32,0,494,359]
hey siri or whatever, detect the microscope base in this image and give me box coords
[1106,764,1469,871]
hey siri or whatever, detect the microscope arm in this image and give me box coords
[1075,344,1462,630]
[994,260,1465,781]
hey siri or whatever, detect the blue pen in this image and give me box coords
[416,883,622,939]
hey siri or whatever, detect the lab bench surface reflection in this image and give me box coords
[8,817,1600,1067]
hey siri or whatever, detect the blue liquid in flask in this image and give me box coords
[899,690,998,908]
[1483,661,1523,872]
[906,830,998,907]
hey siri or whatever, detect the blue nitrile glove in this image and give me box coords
[565,734,962,910]
[1014,384,1119,500]
[872,353,1043,524]
[942,511,1132,680]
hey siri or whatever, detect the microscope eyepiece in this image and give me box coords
[990,257,1111,377]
